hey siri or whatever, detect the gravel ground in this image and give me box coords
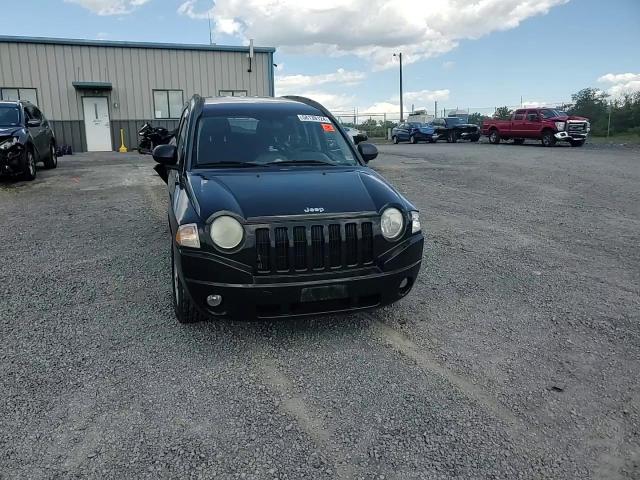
[1,142,638,479]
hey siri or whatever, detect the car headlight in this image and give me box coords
[410,211,421,234]
[555,121,566,131]
[210,215,244,249]
[381,207,404,240]
[176,223,201,248]
[0,137,18,150]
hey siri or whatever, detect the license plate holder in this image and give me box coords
[300,285,348,303]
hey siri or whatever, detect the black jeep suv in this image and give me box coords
[153,95,424,322]
[0,100,57,180]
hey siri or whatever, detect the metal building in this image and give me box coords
[0,36,275,152]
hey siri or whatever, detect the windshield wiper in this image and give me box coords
[196,161,263,168]
[265,159,337,166]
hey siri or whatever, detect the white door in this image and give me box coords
[82,97,112,151]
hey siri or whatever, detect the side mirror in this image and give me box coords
[27,119,41,127]
[152,144,177,165]
[357,142,378,163]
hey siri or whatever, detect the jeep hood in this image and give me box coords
[0,127,22,137]
[187,167,411,220]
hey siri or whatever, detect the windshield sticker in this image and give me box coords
[298,114,331,123]
[321,123,335,132]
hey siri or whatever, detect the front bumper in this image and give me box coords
[458,131,480,138]
[554,131,588,141]
[176,233,424,320]
[0,146,26,176]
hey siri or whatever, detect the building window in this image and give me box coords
[153,89,183,119]
[219,90,248,97]
[1,87,38,105]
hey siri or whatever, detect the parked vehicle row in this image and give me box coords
[391,117,481,144]
[0,100,57,181]
[482,108,590,147]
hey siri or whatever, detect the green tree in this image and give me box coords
[468,112,488,126]
[568,88,609,134]
[493,106,512,120]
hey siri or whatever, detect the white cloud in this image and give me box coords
[96,32,109,40]
[281,91,356,112]
[66,0,150,15]
[276,69,366,91]
[598,73,640,96]
[402,89,450,104]
[178,0,568,69]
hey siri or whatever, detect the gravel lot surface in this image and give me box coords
[1,142,638,479]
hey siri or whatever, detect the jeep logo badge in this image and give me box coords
[304,207,325,213]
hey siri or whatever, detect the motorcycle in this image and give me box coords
[137,122,175,154]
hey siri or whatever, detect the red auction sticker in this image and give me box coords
[321,123,335,132]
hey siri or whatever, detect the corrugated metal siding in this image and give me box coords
[0,39,273,150]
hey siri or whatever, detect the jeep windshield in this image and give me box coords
[0,106,20,127]
[193,108,358,167]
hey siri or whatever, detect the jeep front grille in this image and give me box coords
[255,220,375,274]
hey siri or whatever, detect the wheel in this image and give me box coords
[392,136,399,144]
[570,139,585,147]
[43,143,58,169]
[409,135,417,144]
[470,135,480,142]
[489,130,500,144]
[23,149,36,181]
[541,130,556,147]
[171,245,205,324]
[446,131,457,143]
[513,138,525,145]
[428,137,436,143]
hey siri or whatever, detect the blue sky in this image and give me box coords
[2,0,639,118]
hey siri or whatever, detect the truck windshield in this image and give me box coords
[194,109,357,167]
[540,109,565,119]
[445,117,462,126]
[0,106,20,126]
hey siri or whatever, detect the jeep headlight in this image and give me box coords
[0,137,18,150]
[210,215,244,249]
[410,211,421,234]
[381,207,404,240]
[555,121,566,131]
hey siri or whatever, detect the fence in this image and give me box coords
[331,102,574,138]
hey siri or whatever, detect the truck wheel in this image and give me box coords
[541,130,556,147]
[570,139,586,147]
[23,149,37,181]
[470,135,480,142]
[409,135,417,144]
[446,131,457,143]
[43,143,58,169]
[172,245,205,324]
[392,136,399,144]
[489,130,500,144]
[513,138,525,145]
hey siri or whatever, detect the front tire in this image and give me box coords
[541,130,556,147]
[570,139,586,147]
[172,245,205,324]
[446,131,457,143]
[43,144,58,169]
[489,130,500,144]
[470,135,480,142]
[23,150,36,181]
[392,135,399,144]
[409,135,417,144]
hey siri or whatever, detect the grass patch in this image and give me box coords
[589,133,640,144]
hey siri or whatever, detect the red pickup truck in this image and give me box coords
[481,108,590,147]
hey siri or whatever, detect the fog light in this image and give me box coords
[207,294,223,307]
[399,278,409,289]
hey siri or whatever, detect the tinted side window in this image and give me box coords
[527,111,539,121]
[513,113,525,120]
[176,108,189,164]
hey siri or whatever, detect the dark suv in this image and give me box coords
[153,95,424,323]
[0,100,57,180]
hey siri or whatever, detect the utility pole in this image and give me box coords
[434,101,438,118]
[208,14,213,45]
[607,101,612,138]
[393,52,403,122]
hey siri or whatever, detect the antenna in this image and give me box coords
[247,39,254,72]
[208,13,213,45]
